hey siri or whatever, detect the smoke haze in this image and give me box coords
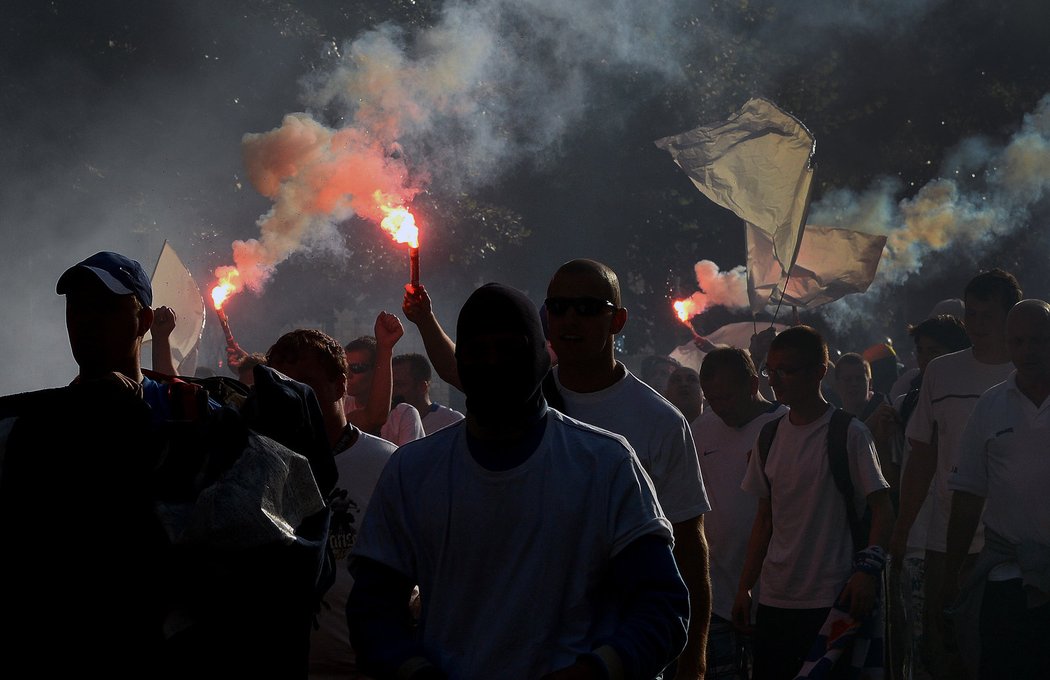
[2,0,1048,394]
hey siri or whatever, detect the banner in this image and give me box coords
[144,241,205,375]
[748,224,886,309]
[655,96,815,300]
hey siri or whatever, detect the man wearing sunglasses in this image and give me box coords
[543,258,713,680]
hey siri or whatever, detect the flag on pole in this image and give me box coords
[748,224,887,309]
[655,97,816,311]
[144,241,206,375]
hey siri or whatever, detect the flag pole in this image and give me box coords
[770,161,816,328]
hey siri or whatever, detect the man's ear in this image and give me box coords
[610,306,628,335]
[335,373,347,401]
[138,307,154,338]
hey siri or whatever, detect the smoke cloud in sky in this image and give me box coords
[226,0,958,293]
[2,0,1046,394]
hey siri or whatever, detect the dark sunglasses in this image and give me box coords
[347,362,374,374]
[544,296,617,317]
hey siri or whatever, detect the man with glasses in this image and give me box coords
[733,325,893,680]
[543,258,713,680]
[343,311,425,446]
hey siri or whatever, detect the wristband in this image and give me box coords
[853,545,887,575]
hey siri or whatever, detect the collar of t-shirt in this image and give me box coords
[465,409,549,471]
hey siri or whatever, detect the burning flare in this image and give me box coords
[377,193,419,248]
[211,267,242,310]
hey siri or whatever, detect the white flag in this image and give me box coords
[655,97,815,282]
[144,241,206,375]
[748,223,887,309]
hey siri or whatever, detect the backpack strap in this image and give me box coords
[827,408,866,551]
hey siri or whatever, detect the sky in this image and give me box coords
[2,0,1048,394]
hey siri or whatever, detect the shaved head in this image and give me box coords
[549,258,622,307]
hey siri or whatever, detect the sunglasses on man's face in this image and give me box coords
[347,363,374,375]
[544,296,617,317]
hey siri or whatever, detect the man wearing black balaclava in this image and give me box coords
[347,282,690,680]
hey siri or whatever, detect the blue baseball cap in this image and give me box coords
[56,251,153,308]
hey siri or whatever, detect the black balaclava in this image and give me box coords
[455,283,551,428]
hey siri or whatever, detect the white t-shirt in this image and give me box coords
[553,365,711,523]
[691,403,787,619]
[420,402,464,435]
[949,372,1050,547]
[893,391,934,557]
[309,429,396,678]
[380,402,425,446]
[351,411,672,679]
[742,406,889,609]
[904,348,1012,552]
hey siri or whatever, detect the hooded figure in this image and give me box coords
[454,282,551,432]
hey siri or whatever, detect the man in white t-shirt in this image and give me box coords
[349,282,689,679]
[733,325,893,680]
[265,328,398,679]
[694,347,787,679]
[943,299,1050,680]
[400,260,713,680]
[543,259,712,680]
[890,268,1022,680]
[392,352,464,434]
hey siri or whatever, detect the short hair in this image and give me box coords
[908,314,970,352]
[267,329,347,381]
[550,258,622,307]
[834,352,871,379]
[393,353,432,383]
[344,335,378,364]
[768,325,828,368]
[640,354,680,383]
[700,347,758,382]
[964,268,1022,311]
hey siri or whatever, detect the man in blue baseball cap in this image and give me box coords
[57,251,155,386]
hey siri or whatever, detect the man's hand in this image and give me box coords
[748,327,777,365]
[402,283,434,327]
[838,571,878,620]
[150,305,177,339]
[731,588,756,635]
[693,334,718,353]
[375,310,405,350]
[226,344,249,369]
[865,402,900,441]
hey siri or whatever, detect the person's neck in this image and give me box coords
[410,396,432,414]
[556,354,624,393]
[1015,372,1050,408]
[734,395,773,427]
[971,339,1009,364]
[786,394,830,425]
[842,392,871,416]
[325,403,349,449]
[82,363,142,384]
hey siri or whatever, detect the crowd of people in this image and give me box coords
[0,250,1046,680]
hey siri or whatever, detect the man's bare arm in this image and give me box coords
[671,515,711,680]
[889,437,938,559]
[402,284,461,390]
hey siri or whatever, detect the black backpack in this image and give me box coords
[756,407,871,552]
